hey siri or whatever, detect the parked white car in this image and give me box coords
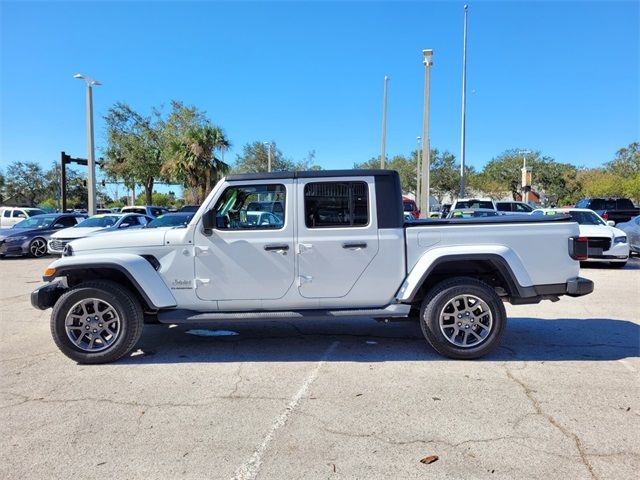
[47,214,151,254]
[531,208,629,267]
[0,207,46,227]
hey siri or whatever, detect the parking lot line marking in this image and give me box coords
[231,340,339,480]
[618,359,636,372]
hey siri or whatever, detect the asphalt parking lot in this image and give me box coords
[1,257,639,480]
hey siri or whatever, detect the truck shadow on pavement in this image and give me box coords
[121,317,640,364]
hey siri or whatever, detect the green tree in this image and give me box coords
[0,169,5,203]
[103,103,165,205]
[232,141,295,173]
[354,154,417,194]
[4,161,47,206]
[606,142,640,177]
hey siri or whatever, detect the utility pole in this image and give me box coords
[380,75,390,169]
[421,50,433,217]
[73,74,101,215]
[459,4,469,198]
[264,142,272,172]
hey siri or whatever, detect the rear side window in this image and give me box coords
[616,199,634,209]
[456,200,494,209]
[304,181,369,228]
[2,209,10,218]
[514,203,533,212]
[14,210,27,218]
[496,203,511,212]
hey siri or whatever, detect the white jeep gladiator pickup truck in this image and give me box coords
[31,170,593,363]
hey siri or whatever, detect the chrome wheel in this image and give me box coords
[29,238,47,257]
[65,298,121,352]
[439,294,493,348]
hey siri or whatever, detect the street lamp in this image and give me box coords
[73,73,101,215]
[380,75,390,169]
[421,49,433,217]
[263,142,272,172]
[416,136,422,206]
[459,4,469,198]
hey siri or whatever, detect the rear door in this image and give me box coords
[296,178,379,299]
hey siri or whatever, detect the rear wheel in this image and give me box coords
[420,277,507,359]
[50,280,144,364]
[28,237,47,257]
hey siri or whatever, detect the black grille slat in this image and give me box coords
[587,237,611,251]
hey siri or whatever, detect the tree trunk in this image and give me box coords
[145,178,154,205]
[205,167,212,198]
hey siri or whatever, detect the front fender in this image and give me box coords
[396,245,534,303]
[42,253,177,309]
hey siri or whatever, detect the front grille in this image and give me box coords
[49,239,68,251]
[587,237,611,251]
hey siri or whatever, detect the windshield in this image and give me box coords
[455,200,494,209]
[535,210,605,225]
[76,215,119,228]
[13,216,55,229]
[145,214,193,228]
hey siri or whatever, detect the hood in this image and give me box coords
[69,228,166,253]
[578,224,620,238]
[0,226,46,240]
[51,227,105,240]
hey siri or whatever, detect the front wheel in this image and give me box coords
[420,277,507,360]
[50,280,144,364]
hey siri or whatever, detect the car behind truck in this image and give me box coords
[31,170,593,363]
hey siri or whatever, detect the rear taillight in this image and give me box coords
[602,212,609,220]
[569,236,588,261]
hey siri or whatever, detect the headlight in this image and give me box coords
[613,236,627,244]
[8,235,28,242]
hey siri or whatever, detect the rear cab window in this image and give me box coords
[304,181,369,228]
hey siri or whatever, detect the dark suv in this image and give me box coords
[575,198,640,225]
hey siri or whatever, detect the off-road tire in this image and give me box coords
[420,277,507,360]
[50,280,144,364]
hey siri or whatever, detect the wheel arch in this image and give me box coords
[43,255,177,311]
[397,252,534,305]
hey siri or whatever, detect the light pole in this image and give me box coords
[73,73,101,215]
[415,136,422,207]
[459,4,469,198]
[421,49,433,217]
[264,142,272,172]
[518,149,532,204]
[380,75,390,169]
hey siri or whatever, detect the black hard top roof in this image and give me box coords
[226,169,398,182]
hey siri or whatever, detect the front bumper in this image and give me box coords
[587,242,630,262]
[30,282,66,310]
[0,239,29,256]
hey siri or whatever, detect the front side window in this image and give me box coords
[304,181,369,228]
[14,210,27,218]
[213,184,286,230]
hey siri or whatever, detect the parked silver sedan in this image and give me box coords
[617,215,640,254]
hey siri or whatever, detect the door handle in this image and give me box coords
[264,244,290,252]
[342,242,367,249]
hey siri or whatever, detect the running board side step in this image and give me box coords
[157,304,411,324]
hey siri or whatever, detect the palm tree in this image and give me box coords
[164,124,230,203]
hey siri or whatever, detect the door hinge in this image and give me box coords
[194,246,211,256]
[296,243,313,254]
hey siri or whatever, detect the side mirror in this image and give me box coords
[202,209,215,235]
[606,220,615,227]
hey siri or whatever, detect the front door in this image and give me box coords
[194,180,295,302]
[296,178,379,299]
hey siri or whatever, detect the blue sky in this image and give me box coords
[1,0,638,197]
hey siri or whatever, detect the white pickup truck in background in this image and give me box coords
[31,170,593,363]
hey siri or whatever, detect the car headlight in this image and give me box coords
[613,236,627,244]
[8,235,28,242]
